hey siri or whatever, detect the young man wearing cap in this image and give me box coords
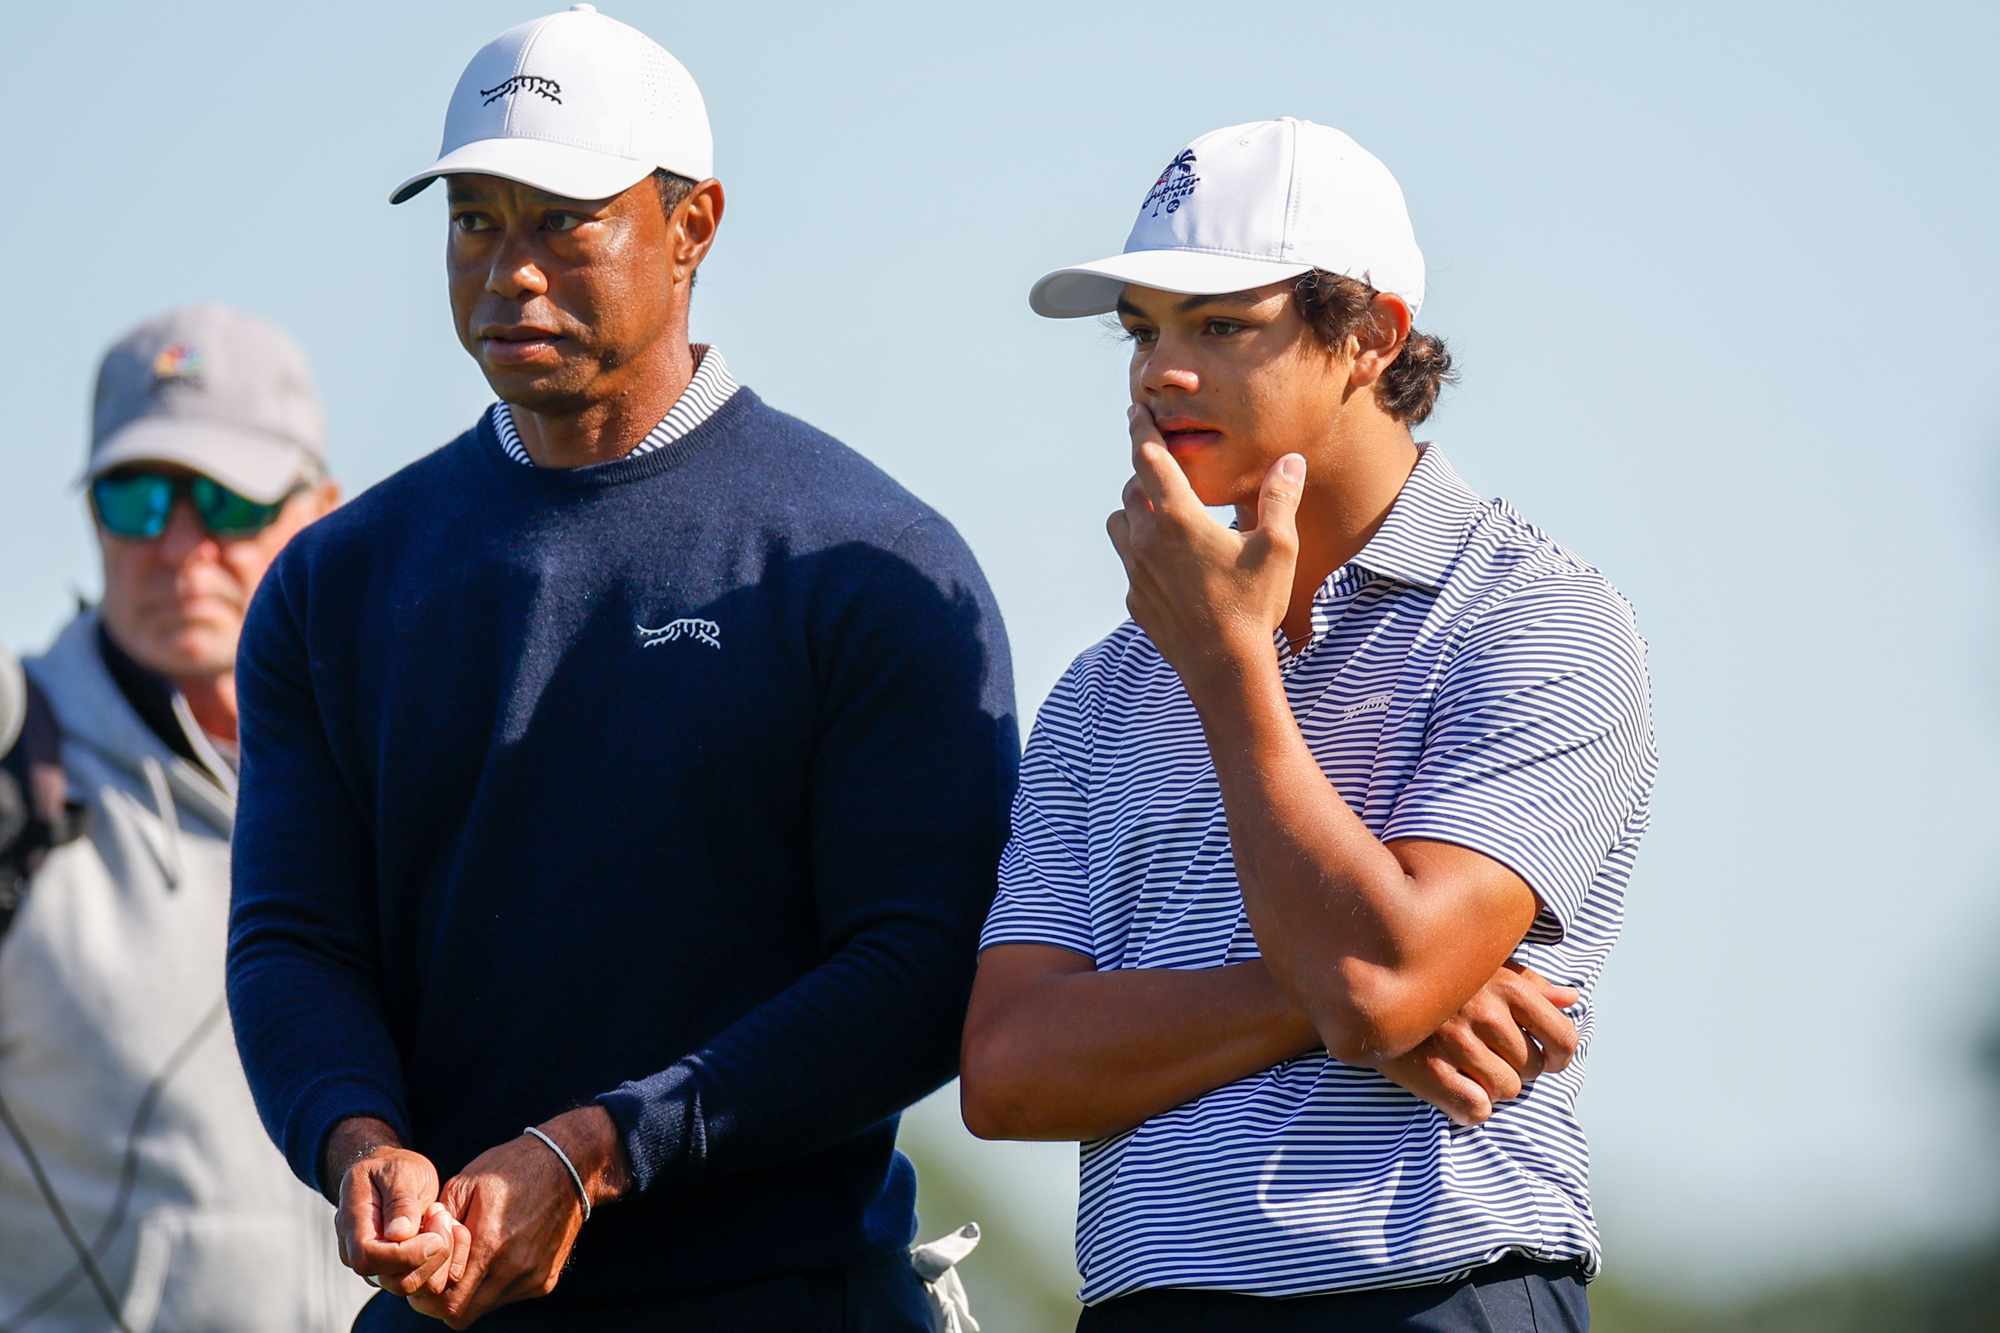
[225,8,1015,1330]
[962,119,1657,1329]
[0,305,364,1329]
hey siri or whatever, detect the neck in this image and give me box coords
[176,671,238,745]
[513,337,695,469]
[1244,412,1420,646]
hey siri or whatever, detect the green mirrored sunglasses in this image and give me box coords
[90,470,299,540]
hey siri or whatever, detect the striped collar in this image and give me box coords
[1343,444,1485,593]
[489,344,739,467]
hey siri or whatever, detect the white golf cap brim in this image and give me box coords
[1029,250,1315,319]
[83,417,315,504]
[390,136,658,206]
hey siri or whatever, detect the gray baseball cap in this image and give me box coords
[86,304,327,504]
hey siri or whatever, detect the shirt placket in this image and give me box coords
[1272,566,1367,677]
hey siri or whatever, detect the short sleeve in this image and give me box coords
[979,661,1096,959]
[1382,573,1657,938]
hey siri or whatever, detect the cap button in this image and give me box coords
[570,3,597,10]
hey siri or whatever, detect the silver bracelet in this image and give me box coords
[521,1126,591,1223]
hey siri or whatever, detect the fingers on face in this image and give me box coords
[1121,475,1151,518]
[1253,456,1305,545]
[1105,510,1132,563]
[1126,402,1163,449]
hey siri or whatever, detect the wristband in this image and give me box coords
[522,1126,591,1223]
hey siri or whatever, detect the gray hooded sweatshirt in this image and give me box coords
[0,612,369,1331]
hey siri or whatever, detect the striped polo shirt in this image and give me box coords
[981,444,1658,1304]
[489,343,738,466]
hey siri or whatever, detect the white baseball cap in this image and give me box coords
[1029,118,1425,320]
[390,4,712,206]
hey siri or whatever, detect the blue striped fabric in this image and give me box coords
[489,344,739,466]
[980,445,1658,1304]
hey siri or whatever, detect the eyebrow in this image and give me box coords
[1115,292,1261,320]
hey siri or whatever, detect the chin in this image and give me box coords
[480,359,597,416]
[490,379,596,417]
[140,626,236,680]
[1169,450,1261,509]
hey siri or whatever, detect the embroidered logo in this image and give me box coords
[480,75,563,106]
[636,618,721,651]
[1336,693,1392,722]
[150,343,203,387]
[1140,149,1199,219]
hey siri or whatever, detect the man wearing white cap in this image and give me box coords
[0,304,363,1329]
[964,119,1657,1328]
[227,7,1014,1330]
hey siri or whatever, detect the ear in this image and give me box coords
[671,179,726,286]
[305,479,342,519]
[1347,292,1412,393]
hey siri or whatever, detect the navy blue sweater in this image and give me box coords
[226,388,1017,1318]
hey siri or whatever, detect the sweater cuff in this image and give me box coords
[594,1059,709,1195]
[293,1076,410,1198]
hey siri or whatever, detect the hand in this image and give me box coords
[332,1138,465,1298]
[413,1108,629,1328]
[1373,964,1581,1126]
[1105,405,1305,692]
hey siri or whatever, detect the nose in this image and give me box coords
[1137,343,1199,398]
[152,498,219,565]
[486,227,550,301]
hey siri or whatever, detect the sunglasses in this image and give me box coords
[90,470,302,541]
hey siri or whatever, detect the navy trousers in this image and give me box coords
[352,1246,931,1333]
[1075,1257,1589,1332]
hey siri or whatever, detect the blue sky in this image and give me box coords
[3,0,1994,1296]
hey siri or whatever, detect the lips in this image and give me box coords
[1155,417,1222,451]
[478,324,567,367]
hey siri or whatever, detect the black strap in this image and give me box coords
[1,672,89,939]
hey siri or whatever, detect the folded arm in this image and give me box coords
[1188,583,1651,1064]
[1195,661,1537,1064]
[961,943,1577,1140]
[1108,438,1650,1068]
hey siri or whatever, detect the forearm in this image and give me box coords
[1189,657,1464,1061]
[227,916,411,1192]
[231,573,411,1191]
[961,959,1318,1141]
[594,917,976,1194]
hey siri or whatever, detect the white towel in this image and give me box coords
[910,1222,982,1333]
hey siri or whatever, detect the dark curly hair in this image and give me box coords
[1291,270,1456,425]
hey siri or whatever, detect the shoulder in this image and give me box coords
[249,423,482,647]
[1446,502,1651,707]
[724,393,1007,632]
[725,391,952,550]
[289,428,476,566]
[1035,619,1171,739]
[262,424,481,597]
